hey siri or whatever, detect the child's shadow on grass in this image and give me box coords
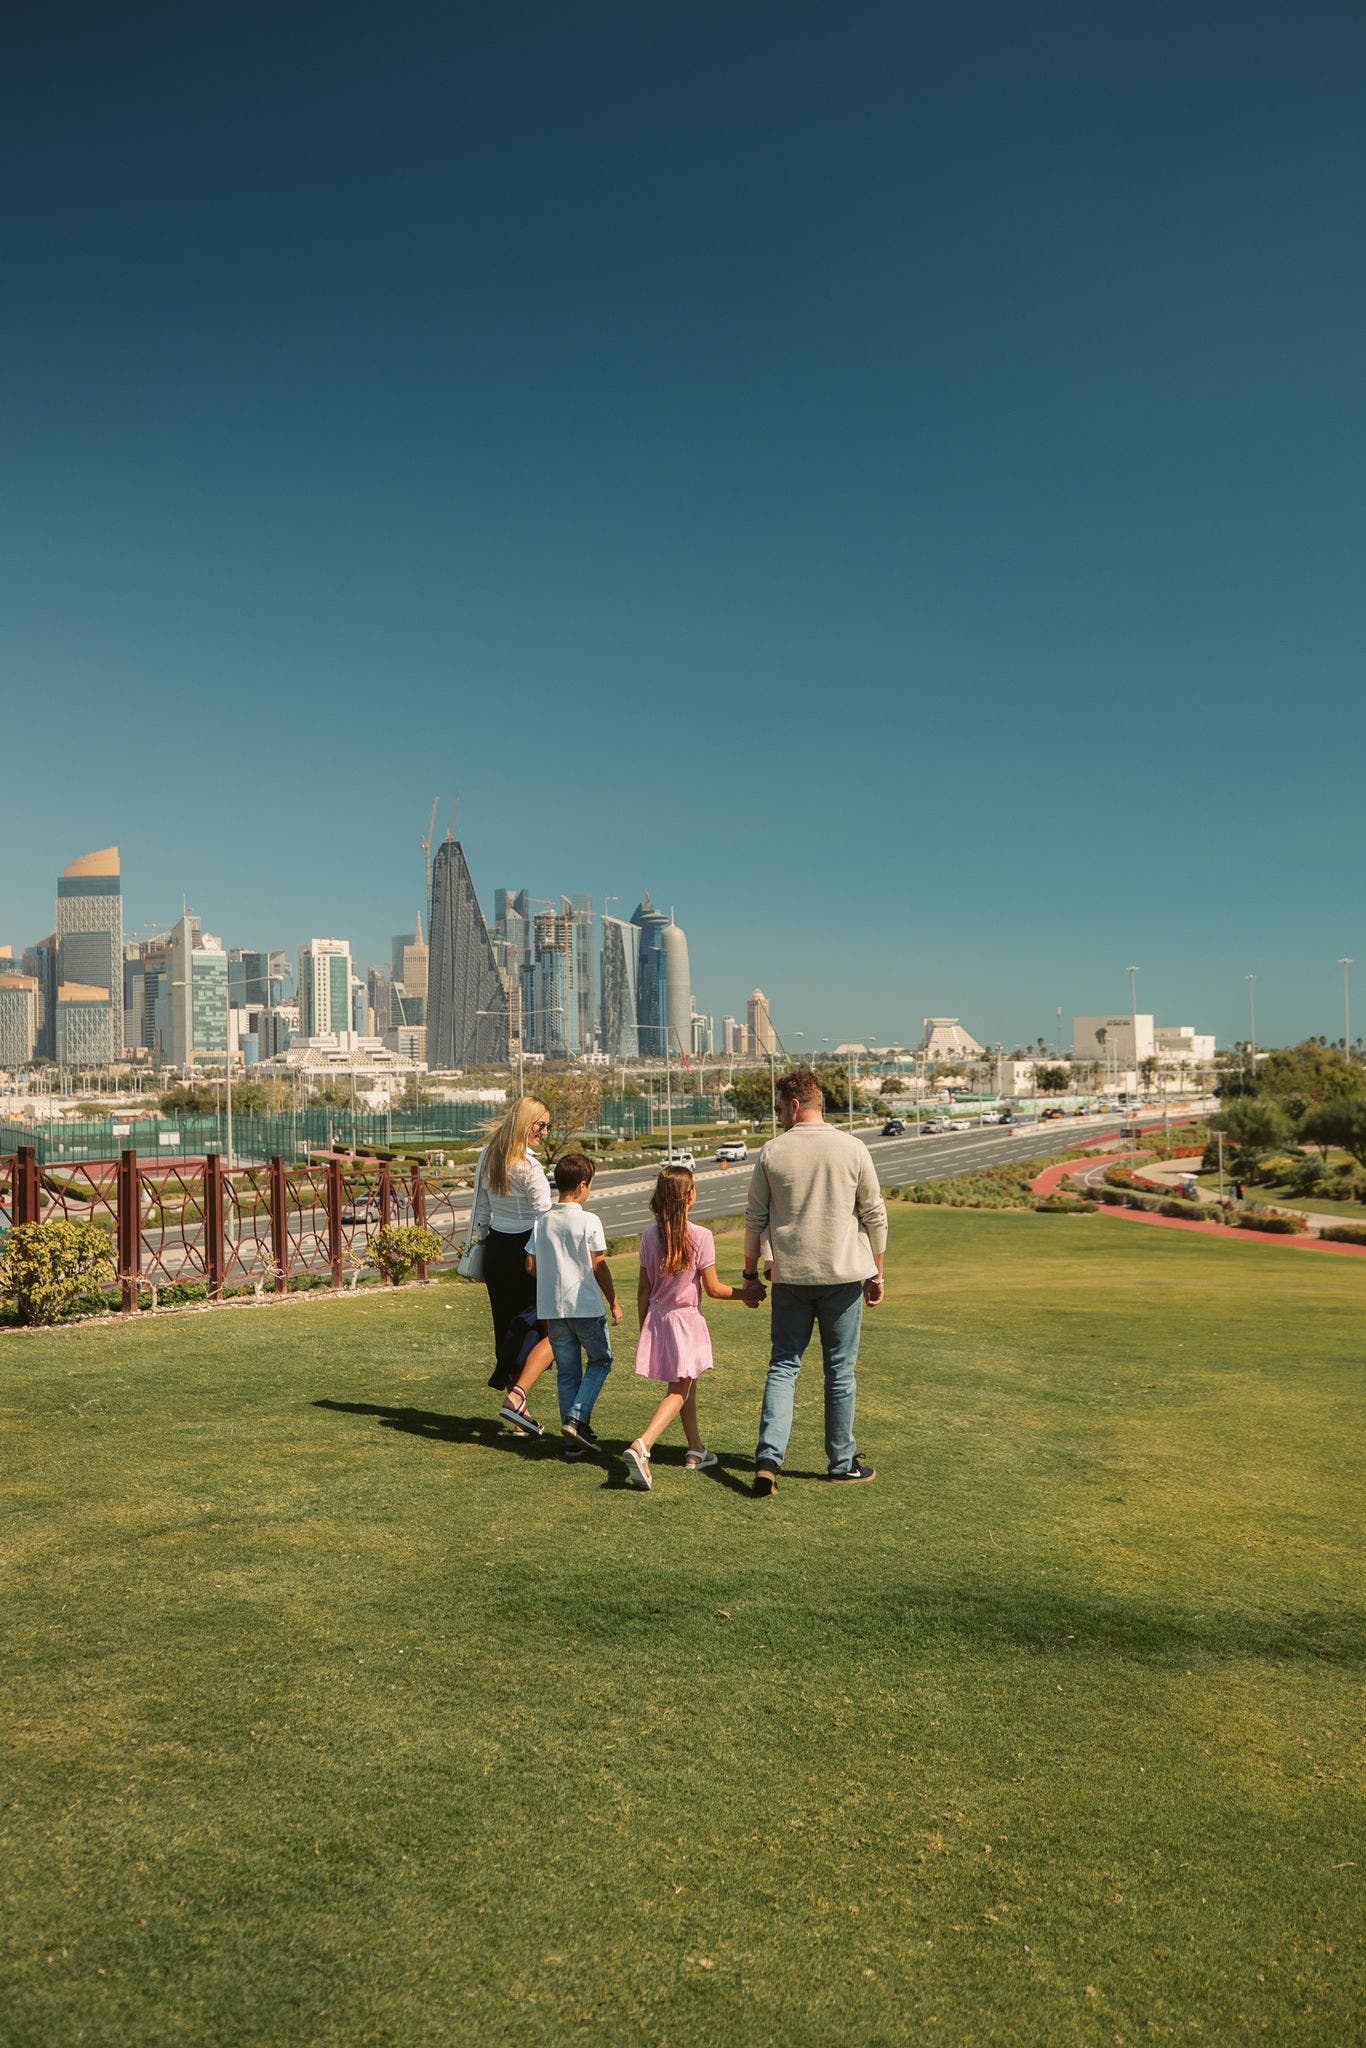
[312,1399,757,1496]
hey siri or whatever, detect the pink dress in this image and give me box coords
[635,1224,717,1382]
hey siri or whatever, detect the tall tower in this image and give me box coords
[298,938,355,1043]
[747,989,776,1057]
[631,896,693,1058]
[600,915,641,1059]
[427,841,508,1066]
[56,847,123,1062]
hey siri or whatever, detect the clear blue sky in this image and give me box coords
[3,1,1363,1050]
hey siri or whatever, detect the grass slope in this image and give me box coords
[2,1211,1362,2046]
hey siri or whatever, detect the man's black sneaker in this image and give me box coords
[828,1460,876,1483]
[752,1468,778,1498]
[563,1437,587,1461]
[564,1418,602,1454]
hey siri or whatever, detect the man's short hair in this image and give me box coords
[553,1151,596,1192]
[775,1069,824,1109]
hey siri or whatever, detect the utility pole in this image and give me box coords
[1339,957,1353,1054]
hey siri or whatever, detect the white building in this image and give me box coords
[298,938,355,1047]
[919,1018,984,1063]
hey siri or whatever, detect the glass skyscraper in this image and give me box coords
[427,841,508,1066]
[631,896,693,1058]
[599,915,640,1059]
[55,847,123,1062]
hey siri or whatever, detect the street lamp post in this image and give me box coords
[1126,966,1140,1167]
[1339,957,1353,1055]
[1246,974,1257,1077]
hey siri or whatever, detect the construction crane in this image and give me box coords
[420,798,439,907]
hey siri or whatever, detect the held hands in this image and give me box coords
[738,1277,767,1309]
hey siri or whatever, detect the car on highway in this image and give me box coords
[919,1117,948,1133]
[881,1118,906,1136]
[976,1111,1005,1125]
[341,1192,380,1224]
[714,1140,748,1162]
[660,1148,696,1170]
[943,1118,972,1132]
[1039,1107,1065,1121]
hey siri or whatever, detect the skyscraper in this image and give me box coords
[600,915,640,1059]
[22,936,59,1060]
[427,840,508,1066]
[298,938,355,1043]
[747,989,776,1057]
[55,847,123,1062]
[0,976,39,1067]
[631,896,693,1058]
[564,893,594,1051]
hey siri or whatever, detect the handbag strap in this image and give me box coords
[469,1148,489,1240]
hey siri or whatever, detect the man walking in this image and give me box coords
[744,1068,887,1496]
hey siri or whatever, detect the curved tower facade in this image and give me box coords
[630,896,692,1058]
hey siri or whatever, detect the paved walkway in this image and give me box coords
[1029,1155,1366,1259]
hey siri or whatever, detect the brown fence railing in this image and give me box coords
[2,1147,474,1311]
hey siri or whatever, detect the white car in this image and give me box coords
[715,1140,748,1163]
[660,1148,696,1170]
[943,1118,972,1132]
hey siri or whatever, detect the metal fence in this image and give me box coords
[0,1093,726,1168]
[0,1145,475,1310]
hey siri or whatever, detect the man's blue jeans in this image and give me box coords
[548,1316,613,1425]
[756,1282,864,1475]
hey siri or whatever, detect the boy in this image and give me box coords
[527,1152,621,1459]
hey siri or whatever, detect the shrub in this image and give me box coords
[0,1221,117,1326]
[369,1224,442,1285]
[1319,1224,1366,1245]
[1032,1195,1097,1214]
[1234,1209,1309,1236]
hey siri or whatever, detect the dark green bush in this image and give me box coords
[1235,1210,1308,1236]
[1319,1223,1366,1245]
[1032,1196,1097,1214]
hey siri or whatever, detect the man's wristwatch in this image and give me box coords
[742,1270,760,1281]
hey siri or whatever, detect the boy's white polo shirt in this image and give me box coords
[530,1202,608,1319]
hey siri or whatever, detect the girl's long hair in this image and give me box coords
[485,1096,549,1197]
[651,1165,695,1275]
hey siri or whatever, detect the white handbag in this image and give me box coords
[457,1153,488,1280]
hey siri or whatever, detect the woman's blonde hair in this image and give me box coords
[650,1165,695,1275]
[485,1096,549,1196]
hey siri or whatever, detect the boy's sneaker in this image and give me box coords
[828,1459,876,1483]
[564,1418,602,1454]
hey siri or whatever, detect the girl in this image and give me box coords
[470,1096,552,1396]
[622,1165,751,1491]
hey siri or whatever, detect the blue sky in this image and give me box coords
[3,1,1363,1050]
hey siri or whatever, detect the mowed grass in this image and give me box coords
[2,1211,1362,2047]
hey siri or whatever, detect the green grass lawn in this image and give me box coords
[2,1211,1362,2046]
[1194,1170,1366,1221]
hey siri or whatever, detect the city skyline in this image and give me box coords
[2,7,1363,1050]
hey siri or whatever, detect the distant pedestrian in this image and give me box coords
[621,1166,760,1491]
[470,1096,552,1388]
[527,1153,621,1459]
[745,1069,887,1495]
[1235,1179,1245,1201]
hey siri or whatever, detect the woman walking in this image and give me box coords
[469,1097,552,1388]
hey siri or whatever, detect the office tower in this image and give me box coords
[391,932,415,985]
[600,915,641,1059]
[55,847,123,1061]
[22,936,59,1060]
[746,989,776,1057]
[631,897,693,1058]
[160,915,229,1065]
[124,934,173,1057]
[721,1015,741,1056]
[0,975,39,1066]
[529,910,573,1055]
[298,938,354,1044]
[427,840,508,1066]
[564,893,594,1051]
[56,985,120,1067]
[491,890,532,1045]
[691,1011,714,1057]
[352,976,368,1037]
[368,965,392,1036]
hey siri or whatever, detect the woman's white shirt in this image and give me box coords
[472,1149,552,1234]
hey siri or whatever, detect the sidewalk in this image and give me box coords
[1029,1154,1366,1259]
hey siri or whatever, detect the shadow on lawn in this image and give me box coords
[311,1398,764,1496]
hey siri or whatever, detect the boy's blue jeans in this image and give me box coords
[548,1316,613,1425]
[755,1282,864,1475]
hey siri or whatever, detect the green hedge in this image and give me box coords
[1319,1223,1366,1245]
